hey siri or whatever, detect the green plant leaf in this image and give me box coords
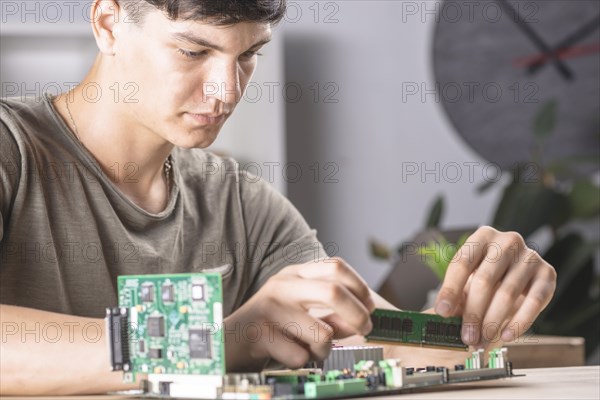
[536,297,600,357]
[576,301,600,357]
[568,180,600,218]
[417,235,468,281]
[418,242,446,281]
[550,239,598,304]
[510,162,543,184]
[554,299,600,335]
[538,233,596,319]
[456,232,470,249]
[534,100,558,141]
[425,195,444,229]
[492,181,570,237]
[369,239,391,260]
[477,179,499,194]
[547,154,600,171]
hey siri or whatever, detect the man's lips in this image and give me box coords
[186,112,227,125]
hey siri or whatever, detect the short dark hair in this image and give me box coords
[117,0,287,25]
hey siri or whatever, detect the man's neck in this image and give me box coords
[53,56,174,213]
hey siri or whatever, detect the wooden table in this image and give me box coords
[3,366,598,399]
[378,366,600,399]
[504,335,586,368]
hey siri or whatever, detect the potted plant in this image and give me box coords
[371,101,600,360]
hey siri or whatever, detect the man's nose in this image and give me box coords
[202,62,242,106]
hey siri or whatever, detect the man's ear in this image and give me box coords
[90,0,123,55]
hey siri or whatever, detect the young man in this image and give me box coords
[0,0,557,395]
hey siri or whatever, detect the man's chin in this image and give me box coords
[170,129,221,149]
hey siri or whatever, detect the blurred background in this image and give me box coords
[2,1,599,364]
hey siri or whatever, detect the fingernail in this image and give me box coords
[487,326,498,342]
[462,324,478,345]
[501,329,513,342]
[435,300,452,317]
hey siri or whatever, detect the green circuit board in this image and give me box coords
[107,275,519,399]
[109,273,225,381]
[366,309,468,350]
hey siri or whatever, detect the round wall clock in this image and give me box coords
[433,0,599,172]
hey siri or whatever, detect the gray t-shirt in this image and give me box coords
[0,93,324,318]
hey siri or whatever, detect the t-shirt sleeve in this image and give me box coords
[0,119,22,244]
[239,171,326,299]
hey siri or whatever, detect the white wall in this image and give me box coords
[282,1,505,288]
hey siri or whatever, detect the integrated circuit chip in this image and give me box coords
[148,316,165,337]
[141,283,154,303]
[149,348,163,359]
[191,283,205,301]
[162,283,174,303]
[189,329,212,359]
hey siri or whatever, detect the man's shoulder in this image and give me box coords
[1,95,50,126]
[1,95,57,147]
[0,97,36,161]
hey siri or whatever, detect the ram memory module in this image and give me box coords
[365,309,468,350]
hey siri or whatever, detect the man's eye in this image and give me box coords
[240,50,263,60]
[177,49,208,59]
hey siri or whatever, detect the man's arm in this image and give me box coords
[0,304,141,395]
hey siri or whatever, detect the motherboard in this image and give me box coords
[106,272,518,399]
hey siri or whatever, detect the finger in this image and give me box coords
[499,267,556,343]
[263,333,312,369]
[460,291,524,352]
[452,273,474,316]
[498,293,526,337]
[434,229,490,317]
[319,313,361,339]
[268,309,334,362]
[267,277,372,336]
[479,258,538,345]
[282,258,375,311]
[460,241,516,346]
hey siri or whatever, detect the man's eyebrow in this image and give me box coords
[248,37,272,49]
[171,31,272,51]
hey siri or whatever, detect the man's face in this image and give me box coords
[112,8,271,148]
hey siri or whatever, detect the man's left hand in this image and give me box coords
[434,226,557,350]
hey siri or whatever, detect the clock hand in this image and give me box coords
[528,14,600,75]
[495,0,574,81]
[514,42,600,68]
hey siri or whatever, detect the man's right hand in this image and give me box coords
[223,257,376,371]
